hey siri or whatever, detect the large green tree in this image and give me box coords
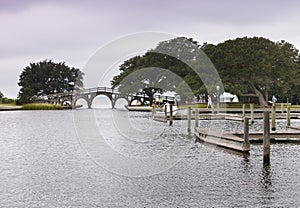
[18,60,84,104]
[0,91,3,99]
[202,37,300,106]
[111,54,187,104]
[111,37,216,103]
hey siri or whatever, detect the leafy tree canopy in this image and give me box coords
[202,37,300,106]
[111,37,219,103]
[18,60,84,104]
[0,91,3,99]
[112,36,300,106]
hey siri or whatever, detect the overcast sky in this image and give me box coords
[1,0,300,98]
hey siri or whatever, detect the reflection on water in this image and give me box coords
[0,110,300,207]
[261,165,272,190]
[260,165,274,206]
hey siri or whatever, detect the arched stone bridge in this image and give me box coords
[45,87,152,108]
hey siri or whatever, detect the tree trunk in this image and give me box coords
[265,89,268,104]
[250,84,267,107]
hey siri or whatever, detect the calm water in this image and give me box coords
[1,109,300,207]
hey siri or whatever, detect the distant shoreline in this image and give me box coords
[0,104,82,111]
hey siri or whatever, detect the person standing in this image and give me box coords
[272,95,277,106]
[207,95,213,109]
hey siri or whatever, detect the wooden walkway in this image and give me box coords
[125,106,152,112]
[194,127,250,152]
[152,106,300,152]
[232,127,300,142]
[153,108,300,122]
[194,125,300,152]
[153,112,245,121]
[197,108,300,114]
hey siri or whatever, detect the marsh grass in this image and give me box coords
[22,103,67,110]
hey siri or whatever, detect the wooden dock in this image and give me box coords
[194,111,300,153]
[151,105,300,159]
[153,111,245,121]
[153,107,300,121]
[194,127,250,152]
[195,127,300,145]
[194,126,300,153]
[232,127,300,142]
[125,105,152,112]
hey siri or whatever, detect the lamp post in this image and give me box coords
[151,88,156,106]
[216,85,220,112]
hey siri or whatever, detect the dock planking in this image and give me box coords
[232,128,300,141]
[153,112,245,121]
[195,127,300,147]
[194,127,250,152]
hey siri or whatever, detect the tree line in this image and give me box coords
[112,36,300,106]
[0,91,15,104]
[12,36,300,106]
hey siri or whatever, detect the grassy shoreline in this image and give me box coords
[21,103,76,110]
[0,103,75,110]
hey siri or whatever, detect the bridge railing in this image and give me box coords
[44,87,120,98]
[71,87,119,94]
[43,87,177,103]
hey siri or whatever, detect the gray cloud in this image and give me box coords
[1,0,300,98]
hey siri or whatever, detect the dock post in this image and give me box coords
[242,104,246,118]
[271,105,276,131]
[164,104,167,120]
[152,105,155,116]
[187,107,191,132]
[169,104,173,126]
[263,111,270,165]
[281,103,284,113]
[195,108,199,127]
[250,104,254,124]
[287,105,291,127]
[243,117,250,150]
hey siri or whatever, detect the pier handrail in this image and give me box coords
[42,86,153,100]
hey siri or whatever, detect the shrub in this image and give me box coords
[0,97,15,104]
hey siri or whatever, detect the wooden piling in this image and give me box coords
[287,105,291,127]
[250,104,254,124]
[243,117,250,150]
[271,105,276,131]
[164,104,167,119]
[187,107,191,132]
[263,111,270,165]
[195,108,199,127]
[281,103,284,113]
[242,104,246,118]
[152,105,155,116]
[169,104,173,126]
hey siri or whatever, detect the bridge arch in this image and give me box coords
[73,97,89,108]
[113,97,130,108]
[129,98,143,106]
[91,94,114,108]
